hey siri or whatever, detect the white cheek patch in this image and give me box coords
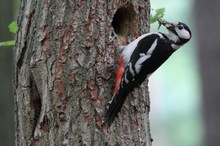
[176,28,191,39]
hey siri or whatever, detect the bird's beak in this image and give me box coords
[157,19,176,32]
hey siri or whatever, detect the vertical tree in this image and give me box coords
[194,0,220,146]
[14,0,152,145]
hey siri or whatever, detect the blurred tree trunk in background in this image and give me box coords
[14,0,152,145]
[0,0,14,145]
[194,0,220,146]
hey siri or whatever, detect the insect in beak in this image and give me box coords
[157,19,173,30]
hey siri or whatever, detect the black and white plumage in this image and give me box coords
[105,19,192,127]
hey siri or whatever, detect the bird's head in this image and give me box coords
[158,19,192,49]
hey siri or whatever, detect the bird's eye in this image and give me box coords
[178,25,183,30]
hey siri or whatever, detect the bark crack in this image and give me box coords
[30,72,42,139]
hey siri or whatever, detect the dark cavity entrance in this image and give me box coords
[112,4,136,37]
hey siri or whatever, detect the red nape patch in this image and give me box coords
[113,55,124,95]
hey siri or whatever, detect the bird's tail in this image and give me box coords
[105,88,127,127]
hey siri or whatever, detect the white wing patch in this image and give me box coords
[134,39,158,74]
[129,63,135,77]
[124,73,129,83]
[122,33,164,66]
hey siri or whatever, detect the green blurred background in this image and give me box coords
[0,0,18,145]
[150,1,202,146]
[1,0,220,146]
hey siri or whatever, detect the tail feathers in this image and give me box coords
[105,90,127,127]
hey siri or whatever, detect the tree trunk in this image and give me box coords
[194,1,220,146]
[14,0,151,145]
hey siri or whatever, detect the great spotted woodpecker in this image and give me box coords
[105,19,192,126]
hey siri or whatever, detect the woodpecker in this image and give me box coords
[105,19,192,127]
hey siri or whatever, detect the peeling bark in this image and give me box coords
[14,0,152,145]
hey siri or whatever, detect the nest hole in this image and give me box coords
[112,4,136,37]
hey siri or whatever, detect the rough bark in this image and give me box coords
[14,0,151,145]
[194,1,220,146]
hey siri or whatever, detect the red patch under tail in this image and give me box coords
[113,55,124,96]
